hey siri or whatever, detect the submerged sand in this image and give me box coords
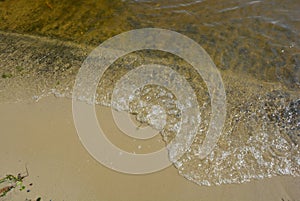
[0,96,299,200]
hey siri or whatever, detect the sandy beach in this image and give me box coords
[0,96,299,201]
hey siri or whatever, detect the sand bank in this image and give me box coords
[0,96,299,201]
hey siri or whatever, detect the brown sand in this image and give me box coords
[0,96,299,201]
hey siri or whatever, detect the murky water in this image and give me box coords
[0,0,299,185]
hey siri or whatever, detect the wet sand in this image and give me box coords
[0,96,299,201]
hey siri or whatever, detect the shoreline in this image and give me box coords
[0,96,299,200]
[0,0,299,199]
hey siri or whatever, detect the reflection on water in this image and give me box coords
[0,0,299,185]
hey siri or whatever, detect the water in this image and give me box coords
[0,0,299,185]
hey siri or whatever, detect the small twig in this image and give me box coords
[18,164,29,180]
[0,185,14,197]
[0,165,29,197]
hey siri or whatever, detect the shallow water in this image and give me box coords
[1,0,299,88]
[0,0,299,185]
